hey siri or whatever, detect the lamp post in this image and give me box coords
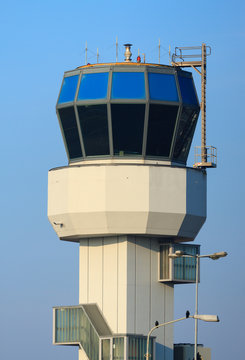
[169,250,227,360]
[145,313,219,360]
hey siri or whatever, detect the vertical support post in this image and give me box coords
[158,38,161,64]
[116,36,118,62]
[201,43,207,163]
[194,256,199,360]
[85,41,88,65]
[97,48,99,63]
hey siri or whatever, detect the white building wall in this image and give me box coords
[48,164,206,241]
[79,236,174,359]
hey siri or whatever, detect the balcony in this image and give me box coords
[159,243,200,283]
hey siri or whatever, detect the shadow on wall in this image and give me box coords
[156,343,173,360]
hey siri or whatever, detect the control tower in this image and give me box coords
[48,44,206,360]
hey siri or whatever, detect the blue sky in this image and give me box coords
[0,0,244,359]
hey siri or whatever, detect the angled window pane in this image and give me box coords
[173,106,199,162]
[78,105,109,156]
[148,73,179,101]
[58,75,79,104]
[111,72,145,99]
[146,104,178,157]
[178,75,198,105]
[111,104,145,155]
[58,107,82,159]
[78,73,109,100]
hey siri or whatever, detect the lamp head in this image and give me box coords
[193,314,220,322]
[209,251,228,260]
[168,250,186,258]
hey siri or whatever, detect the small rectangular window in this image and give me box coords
[148,73,179,102]
[78,73,109,100]
[111,72,145,99]
[113,337,124,360]
[102,339,110,360]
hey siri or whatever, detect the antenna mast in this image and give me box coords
[201,43,207,163]
[159,38,161,64]
[85,41,87,64]
[172,43,217,169]
[116,36,118,62]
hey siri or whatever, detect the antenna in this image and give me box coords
[97,48,99,63]
[169,45,171,65]
[172,44,216,169]
[116,36,118,62]
[85,41,87,65]
[159,38,161,64]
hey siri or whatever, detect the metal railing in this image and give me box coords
[194,146,217,168]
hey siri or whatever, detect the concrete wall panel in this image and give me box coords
[79,239,89,303]
[88,238,103,308]
[103,237,118,331]
[135,238,151,335]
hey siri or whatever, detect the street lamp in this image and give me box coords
[168,250,227,360]
[145,312,219,360]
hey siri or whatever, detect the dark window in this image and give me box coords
[178,75,198,105]
[111,72,145,99]
[77,105,109,156]
[146,104,178,157]
[173,106,199,162]
[111,104,145,156]
[58,75,79,104]
[148,73,179,101]
[58,107,82,159]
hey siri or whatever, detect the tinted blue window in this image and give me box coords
[178,75,198,105]
[111,72,145,99]
[78,73,109,100]
[58,75,79,104]
[148,73,179,101]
